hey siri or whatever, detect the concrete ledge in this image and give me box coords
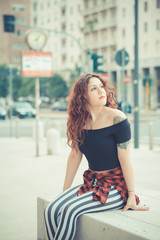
[37,195,160,240]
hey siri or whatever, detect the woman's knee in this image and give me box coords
[61,201,77,217]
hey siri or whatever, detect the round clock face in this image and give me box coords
[26,29,47,51]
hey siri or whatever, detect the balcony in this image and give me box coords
[84,38,117,50]
[82,0,117,15]
[83,18,117,33]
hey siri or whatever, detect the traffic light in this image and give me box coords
[3,15,15,33]
[91,53,104,73]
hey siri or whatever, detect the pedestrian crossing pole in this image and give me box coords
[35,77,40,157]
[134,0,139,148]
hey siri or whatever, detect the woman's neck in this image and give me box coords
[89,106,104,122]
[87,106,105,129]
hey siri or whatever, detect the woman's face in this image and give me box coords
[87,77,107,108]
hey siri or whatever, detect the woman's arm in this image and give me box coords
[117,142,149,211]
[63,148,83,192]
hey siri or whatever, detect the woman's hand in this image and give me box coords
[122,193,150,211]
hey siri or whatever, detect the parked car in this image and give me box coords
[12,102,36,118]
[0,106,7,120]
[51,101,67,111]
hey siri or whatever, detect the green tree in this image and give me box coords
[0,65,9,98]
[18,77,35,98]
[47,74,68,99]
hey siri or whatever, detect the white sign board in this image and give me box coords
[22,52,53,77]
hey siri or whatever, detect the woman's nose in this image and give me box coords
[98,88,103,94]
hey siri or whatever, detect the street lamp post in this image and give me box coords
[134,0,139,148]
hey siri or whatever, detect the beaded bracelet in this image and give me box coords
[128,190,135,192]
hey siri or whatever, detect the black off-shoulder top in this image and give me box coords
[78,118,131,171]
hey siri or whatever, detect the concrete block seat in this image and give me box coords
[37,195,160,240]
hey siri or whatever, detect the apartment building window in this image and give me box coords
[16,17,26,24]
[144,22,148,32]
[33,2,37,11]
[13,42,25,50]
[78,4,81,12]
[93,49,98,54]
[101,29,107,40]
[93,31,98,41]
[157,0,160,8]
[156,19,160,30]
[14,29,25,36]
[156,40,160,51]
[84,0,89,9]
[122,8,126,17]
[122,28,126,37]
[111,27,116,38]
[111,8,116,19]
[144,2,148,11]
[93,0,97,6]
[61,39,66,48]
[93,13,98,24]
[61,7,66,16]
[111,46,116,62]
[12,54,20,63]
[61,24,66,31]
[33,17,37,25]
[41,3,43,9]
[62,54,66,63]
[85,33,90,44]
[12,4,25,11]
[101,47,107,53]
[47,1,50,7]
[101,10,107,21]
[102,0,106,4]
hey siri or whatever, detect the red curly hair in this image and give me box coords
[67,73,118,151]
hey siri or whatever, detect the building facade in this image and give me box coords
[83,0,160,109]
[30,0,84,83]
[0,0,30,68]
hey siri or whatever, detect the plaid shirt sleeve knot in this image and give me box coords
[77,167,140,205]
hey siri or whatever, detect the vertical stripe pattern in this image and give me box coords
[44,185,125,240]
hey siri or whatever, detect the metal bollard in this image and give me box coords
[47,128,61,155]
[149,122,153,150]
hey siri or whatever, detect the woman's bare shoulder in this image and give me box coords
[106,108,127,124]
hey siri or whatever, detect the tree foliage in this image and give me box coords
[0,65,68,101]
[47,73,68,99]
[0,65,9,98]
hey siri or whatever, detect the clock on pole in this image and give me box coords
[25,29,47,51]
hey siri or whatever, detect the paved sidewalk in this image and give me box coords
[0,137,160,240]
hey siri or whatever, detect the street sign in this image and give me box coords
[103,73,110,81]
[22,52,53,77]
[124,75,131,84]
[115,49,129,66]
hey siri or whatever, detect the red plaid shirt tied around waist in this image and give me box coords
[77,167,140,205]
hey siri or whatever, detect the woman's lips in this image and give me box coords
[99,96,105,99]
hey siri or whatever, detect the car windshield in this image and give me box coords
[16,103,32,109]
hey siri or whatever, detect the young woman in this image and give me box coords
[44,73,149,240]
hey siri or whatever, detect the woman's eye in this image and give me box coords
[101,85,104,88]
[91,87,96,91]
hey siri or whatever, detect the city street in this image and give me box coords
[0,110,160,148]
